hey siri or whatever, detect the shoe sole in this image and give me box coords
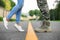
[35,29,52,33]
[3,18,8,29]
[14,25,24,32]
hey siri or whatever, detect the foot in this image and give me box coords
[3,17,8,29]
[14,24,24,32]
[35,27,52,32]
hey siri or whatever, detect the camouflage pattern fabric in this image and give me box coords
[37,0,50,28]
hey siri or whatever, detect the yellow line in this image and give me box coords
[25,21,38,40]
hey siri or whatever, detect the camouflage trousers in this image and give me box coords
[37,0,50,28]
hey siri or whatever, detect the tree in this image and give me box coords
[2,0,15,10]
[55,1,60,20]
[0,0,5,17]
[34,9,41,20]
[29,9,42,20]
[21,14,27,17]
[29,10,35,17]
[34,9,41,16]
[10,0,15,10]
[49,9,55,20]
[3,0,11,10]
[49,1,60,20]
[0,0,15,17]
[0,0,5,8]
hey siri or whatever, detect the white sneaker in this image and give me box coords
[14,24,24,32]
[3,17,8,29]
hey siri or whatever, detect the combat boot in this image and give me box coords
[35,27,52,32]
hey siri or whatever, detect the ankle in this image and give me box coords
[6,18,9,22]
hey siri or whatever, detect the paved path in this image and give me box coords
[0,21,60,40]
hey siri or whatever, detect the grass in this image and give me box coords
[50,20,60,21]
[0,17,16,21]
[0,17,3,21]
[0,17,60,22]
[10,19,16,21]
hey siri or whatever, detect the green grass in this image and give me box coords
[51,20,60,22]
[0,17,60,22]
[0,17,3,21]
[0,17,16,21]
[10,19,16,21]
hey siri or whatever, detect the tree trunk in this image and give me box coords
[3,8,4,17]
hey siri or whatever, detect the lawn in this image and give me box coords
[0,17,16,21]
[0,17,60,22]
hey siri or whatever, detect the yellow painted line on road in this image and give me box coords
[25,22,38,40]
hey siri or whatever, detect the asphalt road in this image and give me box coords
[0,21,60,40]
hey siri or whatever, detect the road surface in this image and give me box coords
[0,21,60,40]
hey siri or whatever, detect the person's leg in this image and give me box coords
[15,0,24,31]
[3,0,24,29]
[15,0,24,25]
[16,9,21,24]
[6,0,24,20]
[14,7,24,31]
[3,4,21,29]
[35,0,51,32]
[6,5,21,20]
